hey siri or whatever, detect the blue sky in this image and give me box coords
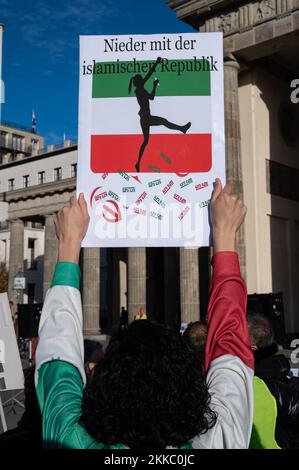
[0,0,193,145]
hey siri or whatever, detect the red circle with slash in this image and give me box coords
[102,199,122,223]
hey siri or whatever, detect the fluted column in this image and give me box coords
[83,247,101,336]
[224,54,246,278]
[107,248,121,332]
[128,248,146,322]
[180,248,200,324]
[8,218,24,308]
[164,248,180,329]
[43,214,58,298]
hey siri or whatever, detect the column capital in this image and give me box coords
[224,53,240,71]
[9,218,24,225]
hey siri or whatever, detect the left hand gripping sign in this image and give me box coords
[77,32,225,247]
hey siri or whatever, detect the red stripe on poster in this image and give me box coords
[90,134,212,173]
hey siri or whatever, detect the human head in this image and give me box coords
[128,74,143,93]
[133,74,143,87]
[84,339,104,378]
[80,320,216,449]
[183,322,207,373]
[247,312,274,350]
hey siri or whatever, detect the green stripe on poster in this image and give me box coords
[92,59,211,98]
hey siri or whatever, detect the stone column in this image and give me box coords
[43,214,58,298]
[224,54,246,278]
[180,248,200,324]
[107,249,121,332]
[128,248,146,322]
[82,247,101,337]
[8,218,24,308]
[164,248,180,329]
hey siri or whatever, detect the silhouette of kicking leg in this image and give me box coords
[135,116,191,172]
[150,116,191,134]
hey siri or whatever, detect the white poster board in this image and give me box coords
[78,32,225,247]
[0,293,24,391]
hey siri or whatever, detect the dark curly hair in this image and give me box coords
[80,320,216,449]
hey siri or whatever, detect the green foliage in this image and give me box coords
[0,262,8,293]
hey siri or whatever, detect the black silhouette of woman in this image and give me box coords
[129,57,191,172]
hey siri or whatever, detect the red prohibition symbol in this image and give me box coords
[102,199,122,223]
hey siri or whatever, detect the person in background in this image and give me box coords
[184,313,280,448]
[34,179,254,449]
[248,312,299,449]
[183,322,207,375]
[9,300,18,335]
[247,312,291,384]
[84,339,104,379]
[120,307,128,328]
[9,299,14,313]
[134,306,147,321]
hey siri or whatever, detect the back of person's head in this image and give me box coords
[247,312,275,350]
[84,339,104,364]
[81,320,216,449]
[183,322,207,349]
[183,322,207,373]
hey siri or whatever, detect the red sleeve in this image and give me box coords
[205,252,254,372]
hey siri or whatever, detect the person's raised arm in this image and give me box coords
[54,193,89,264]
[210,178,245,253]
[192,179,254,449]
[149,79,159,100]
[35,194,90,448]
[143,57,162,84]
[205,178,252,369]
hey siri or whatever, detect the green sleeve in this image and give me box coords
[50,262,81,290]
[36,360,86,448]
[36,360,124,449]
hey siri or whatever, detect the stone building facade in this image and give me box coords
[1,0,299,337]
[168,0,299,333]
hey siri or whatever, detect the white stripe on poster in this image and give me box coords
[91,96,212,135]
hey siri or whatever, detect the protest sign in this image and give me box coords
[77,32,225,247]
[0,293,24,391]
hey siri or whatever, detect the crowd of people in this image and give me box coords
[184,314,299,448]
[0,178,298,449]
